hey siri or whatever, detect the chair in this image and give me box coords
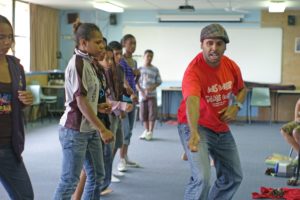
[27,85,42,122]
[27,85,57,122]
[41,90,58,119]
[249,87,272,124]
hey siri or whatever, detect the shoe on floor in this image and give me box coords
[125,156,140,168]
[100,188,113,196]
[111,175,120,183]
[145,131,153,141]
[113,171,125,177]
[117,159,127,172]
[181,152,188,161]
[139,130,148,139]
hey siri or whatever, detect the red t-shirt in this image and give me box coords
[177,52,245,132]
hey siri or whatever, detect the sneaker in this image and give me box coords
[139,130,148,139]
[113,171,125,177]
[145,131,153,141]
[111,175,120,183]
[181,152,188,161]
[100,188,113,196]
[117,159,127,172]
[125,156,140,168]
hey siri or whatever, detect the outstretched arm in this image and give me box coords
[186,95,200,152]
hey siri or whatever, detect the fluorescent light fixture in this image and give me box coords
[93,2,124,13]
[158,14,244,22]
[268,1,286,13]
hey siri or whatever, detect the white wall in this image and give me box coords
[124,26,282,83]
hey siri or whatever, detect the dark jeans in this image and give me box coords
[0,145,34,200]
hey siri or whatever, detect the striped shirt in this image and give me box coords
[138,65,162,101]
[120,57,137,92]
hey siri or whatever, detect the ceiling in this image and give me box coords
[20,0,300,11]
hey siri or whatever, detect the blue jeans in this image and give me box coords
[100,141,113,191]
[178,124,243,200]
[122,106,136,145]
[0,145,34,200]
[53,126,104,200]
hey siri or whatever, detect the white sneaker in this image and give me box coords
[113,171,125,177]
[100,188,113,196]
[139,130,148,139]
[111,175,120,183]
[125,156,140,168]
[117,159,127,172]
[145,131,153,141]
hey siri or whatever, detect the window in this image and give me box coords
[15,1,30,72]
[0,0,13,55]
[0,0,12,23]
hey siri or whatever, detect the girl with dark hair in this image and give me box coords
[0,15,34,200]
[53,21,114,200]
[117,34,140,172]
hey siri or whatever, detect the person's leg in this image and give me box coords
[281,121,299,153]
[292,125,300,153]
[143,121,150,131]
[206,129,243,200]
[178,124,211,200]
[0,146,34,200]
[148,98,157,133]
[82,131,104,200]
[120,110,132,159]
[120,106,138,166]
[119,112,130,171]
[112,117,125,177]
[139,101,149,139]
[100,142,113,192]
[72,169,86,200]
[53,127,88,200]
[140,101,148,130]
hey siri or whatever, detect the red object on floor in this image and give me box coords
[164,120,178,125]
[252,187,300,200]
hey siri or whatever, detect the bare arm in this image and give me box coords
[294,99,300,122]
[76,95,113,143]
[186,95,200,152]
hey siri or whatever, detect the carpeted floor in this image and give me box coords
[0,119,295,200]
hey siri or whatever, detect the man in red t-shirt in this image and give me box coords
[177,23,247,200]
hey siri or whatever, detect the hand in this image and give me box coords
[125,103,133,112]
[99,128,114,144]
[141,90,147,100]
[130,94,138,104]
[119,111,126,119]
[146,85,155,93]
[98,102,112,114]
[188,130,200,152]
[18,90,33,106]
[219,105,239,123]
[133,69,140,76]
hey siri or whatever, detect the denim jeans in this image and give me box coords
[178,124,243,200]
[0,145,34,200]
[53,126,104,200]
[100,141,113,191]
[122,106,136,145]
[109,115,123,149]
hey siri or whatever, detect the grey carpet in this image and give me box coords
[0,120,294,200]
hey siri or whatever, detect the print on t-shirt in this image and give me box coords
[0,93,12,114]
[205,81,233,107]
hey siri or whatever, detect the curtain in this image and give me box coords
[30,4,59,71]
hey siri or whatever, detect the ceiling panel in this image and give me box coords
[20,0,300,10]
